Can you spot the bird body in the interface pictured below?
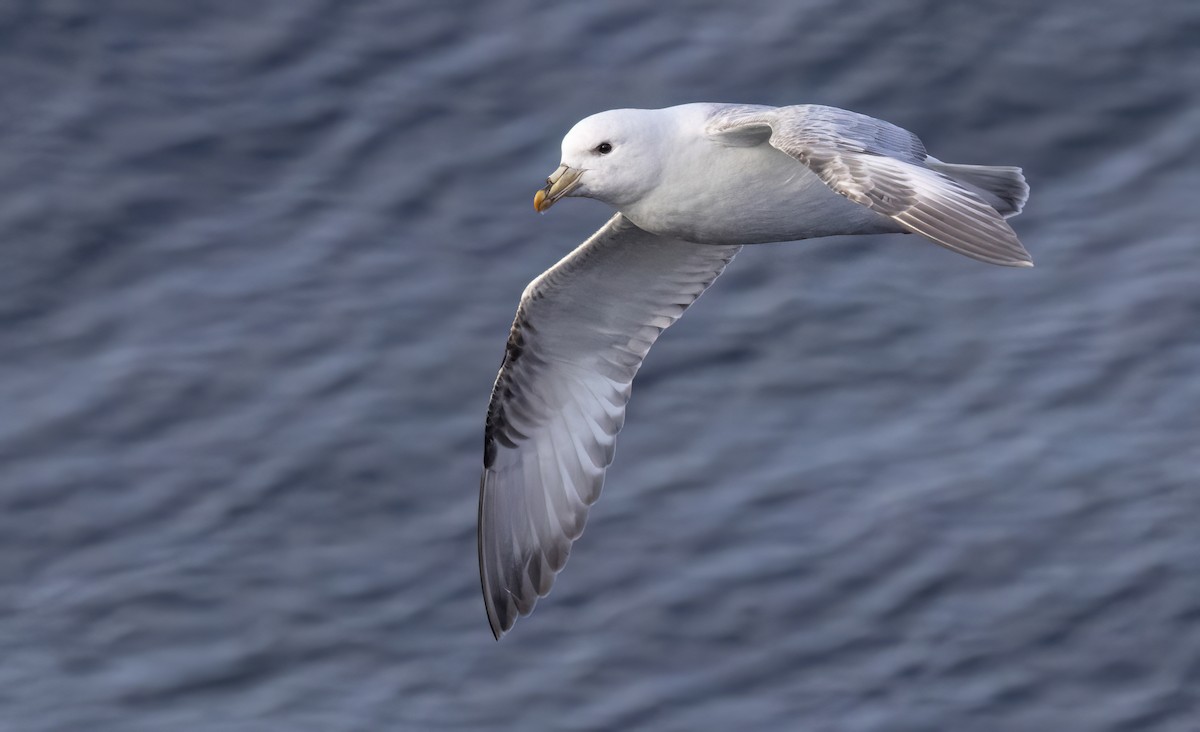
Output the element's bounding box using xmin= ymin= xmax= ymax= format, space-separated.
xmin=480 ymin=103 xmax=1032 ymax=639
xmin=616 ymin=104 xmax=902 ymax=245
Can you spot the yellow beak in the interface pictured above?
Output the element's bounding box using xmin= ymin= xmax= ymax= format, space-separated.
xmin=533 ymin=165 xmax=584 ymax=212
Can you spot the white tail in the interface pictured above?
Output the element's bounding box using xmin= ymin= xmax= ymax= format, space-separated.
xmin=927 ymin=161 xmax=1029 ymax=219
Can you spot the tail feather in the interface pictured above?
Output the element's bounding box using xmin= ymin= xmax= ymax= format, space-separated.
xmin=927 ymin=161 xmax=1029 ymax=219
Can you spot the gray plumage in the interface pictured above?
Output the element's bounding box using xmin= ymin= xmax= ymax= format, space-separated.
xmin=479 ymin=103 xmax=1031 ymax=638
xmin=705 ymin=105 xmax=1030 ymax=266
xmin=480 ymin=215 xmax=739 ymax=638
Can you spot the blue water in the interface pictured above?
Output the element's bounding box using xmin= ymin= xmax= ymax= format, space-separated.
xmin=2 ymin=1 xmax=1198 ymax=729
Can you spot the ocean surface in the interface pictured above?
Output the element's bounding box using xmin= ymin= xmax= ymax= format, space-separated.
xmin=2 ymin=1 xmax=1198 ymax=730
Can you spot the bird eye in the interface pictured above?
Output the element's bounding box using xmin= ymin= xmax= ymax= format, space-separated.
xmin=595 ymin=142 xmax=613 ymax=154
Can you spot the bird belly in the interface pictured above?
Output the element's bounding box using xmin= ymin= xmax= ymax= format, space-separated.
xmin=623 ymin=145 xmax=902 ymax=246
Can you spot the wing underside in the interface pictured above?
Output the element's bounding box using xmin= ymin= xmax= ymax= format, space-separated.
xmin=479 ymin=214 xmax=740 ymax=638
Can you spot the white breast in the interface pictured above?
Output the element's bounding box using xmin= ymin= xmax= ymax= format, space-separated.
xmin=621 ymin=132 xmax=902 ymax=246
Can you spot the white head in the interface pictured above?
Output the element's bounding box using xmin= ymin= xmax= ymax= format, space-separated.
xmin=534 ymin=109 xmax=666 ymax=212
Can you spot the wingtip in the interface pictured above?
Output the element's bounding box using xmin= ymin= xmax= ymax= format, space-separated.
xmin=990 ymin=258 xmax=1033 ymax=268
xmin=482 ymin=588 xmax=510 ymax=641
xmin=479 ymin=468 xmax=507 ymax=642
xmin=481 ymin=578 xmax=510 ymax=641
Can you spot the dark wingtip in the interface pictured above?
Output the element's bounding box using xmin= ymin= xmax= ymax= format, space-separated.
xmin=479 ymin=467 xmax=514 ymax=641
xmin=479 ymin=469 xmax=502 ymax=641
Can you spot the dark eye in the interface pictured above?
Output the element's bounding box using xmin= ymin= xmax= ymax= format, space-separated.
xmin=595 ymin=142 xmax=613 ymax=154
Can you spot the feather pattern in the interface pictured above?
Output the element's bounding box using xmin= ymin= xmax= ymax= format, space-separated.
xmin=706 ymin=104 xmax=1032 ymax=266
xmin=479 ymin=214 xmax=740 ymax=638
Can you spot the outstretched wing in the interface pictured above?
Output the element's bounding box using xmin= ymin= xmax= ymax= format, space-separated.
xmin=480 ymin=214 xmax=740 ymax=638
xmin=707 ymin=104 xmax=1032 ymax=267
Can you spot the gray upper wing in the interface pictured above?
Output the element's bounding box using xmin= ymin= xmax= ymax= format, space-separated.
xmin=707 ymin=104 xmax=1032 ymax=267
xmin=480 ymin=214 xmax=740 ymax=638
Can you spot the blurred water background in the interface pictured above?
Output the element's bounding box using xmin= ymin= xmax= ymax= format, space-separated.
xmin=1 ymin=1 xmax=1198 ymax=730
